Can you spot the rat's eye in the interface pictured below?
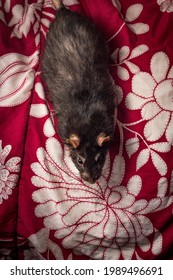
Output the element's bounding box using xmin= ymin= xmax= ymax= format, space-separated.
xmin=77 ymin=156 xmax=84 ymax=165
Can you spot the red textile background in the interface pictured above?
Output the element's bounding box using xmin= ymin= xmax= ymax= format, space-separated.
xmin=0 ymin=0 xmax=173 ymax=259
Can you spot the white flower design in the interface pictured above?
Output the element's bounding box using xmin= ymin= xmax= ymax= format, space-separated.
xmin=27 ymin=228 xmax=64 ymax=260
xmin=8 ymin=0 xmax=41 ymax=38
xmin=123 ymin=4 xmax=149 ymax=34
xmin=31 ymin=137 xmax=173 ymax=259
xmin=30 ymin=81 xmax=56 ymax=137
xmin=126 ymin=52 xmax=173 ymax=144
xmin=107 ymin=3 xmax=149 ymax=43
xmin=0 ymin=140 xmax=21 ymax=204
xmin=157 ymin=174 xmax=173 ymax=196
xmin=0 ymin=52 xmax=38 ymax=107
xmin=39 ymin=0 xmax=56 ymax=43
xmin=112 ymin=0 xmax=121 ymax=12
xmin=111 ymin=45 xmax=149 ymax=80
xmin=157 ymin=0 xmax=173 ymax=12
xmin=0 ymin=0 xmax=54 ymax=44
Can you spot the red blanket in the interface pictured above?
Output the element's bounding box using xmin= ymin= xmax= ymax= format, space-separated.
xmin=0 ymin=0 xmax=173 ymax=260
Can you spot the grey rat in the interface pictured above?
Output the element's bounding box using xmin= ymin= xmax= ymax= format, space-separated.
xmin=41 ymin=1 xmax=116 ymax=183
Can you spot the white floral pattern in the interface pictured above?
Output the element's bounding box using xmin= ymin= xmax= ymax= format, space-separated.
xmin=30 ymin=81 xmax=56 ymax=137
xmin=157 ymin=0 xmax=173 ymax=12
xmin=126 ymin=52 xmax=173 ymax=145
xmin=107 ymin=3 xmax=149 ymax=43
xmin=8 ymin=0 xmax=42 ymax=39
xmin=0 ymin=52 xmax=38 ymax=107
xmin=111 ymin=45 xmax=149 ymax=80
xmin=27 ymin=228 xmax=65 ymax=259
xmin=0 ymin=0 xmax=54 ymax=45
xmin=0 ymin=140 xmax=21 ymax=204
xmin=124 ymin=4 xmax=149 ymax=34
xmin=31 ymin=138 xmax=173 ymax=259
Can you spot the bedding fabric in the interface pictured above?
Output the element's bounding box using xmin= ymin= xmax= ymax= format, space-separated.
xmin=0 ymin=0 xmax=173 ymax=260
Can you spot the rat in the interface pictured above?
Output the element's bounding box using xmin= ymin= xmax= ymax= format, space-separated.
xmin=41 ymin=0 xmax=116 ymax=184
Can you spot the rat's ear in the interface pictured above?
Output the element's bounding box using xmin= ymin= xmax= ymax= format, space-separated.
xmin=96 ymin=133 xmax=110 ymax=147
xmin=52 ymin=0 xmax=63 ymax=10
xmin=66 ymin=134 xmax=80 ymax=149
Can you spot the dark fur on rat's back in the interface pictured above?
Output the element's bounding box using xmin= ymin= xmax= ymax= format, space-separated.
xmin=41 ymin=8 xmax=116 ymax=183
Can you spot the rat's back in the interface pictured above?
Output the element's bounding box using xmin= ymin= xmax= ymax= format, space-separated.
xmin=41 ymin=8 xmax=110 ymax=105
xmin=42 ymin=7 xmax=115 ymax=144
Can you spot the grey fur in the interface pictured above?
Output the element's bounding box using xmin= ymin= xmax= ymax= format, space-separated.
xmin=41 ymin=8 xmax=116 ymax=183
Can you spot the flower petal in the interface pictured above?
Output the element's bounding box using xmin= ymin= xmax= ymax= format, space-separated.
xmin=117 ymin=66 xmax=129 ymax=80
xmin=43 ymin=118 xmax=56 ymax=137
xmin=144 ymin=111 xmax=170 ymax=141
xmin=128 ymin=199 xmax=148 ymax=213
xmin=125 ymin=4 xmax=143 ymax=22
xmin=151 ymin=229 xmax=163 ymax=255
xmin=111 ymin=0 xmax=121 ymax=12
xmin=30 ymin=104 xmax=48 ymax=118
xmin=136 ymin=149 xmax=150 ymax=171
xmin=31 ymin=162 xmax=61 ymax=182
xmin=0 ymin=145 xmax=12 ymax=165
xmin=151 ymin=52 xmax=169 ymax=83
xmin=132 ymin=72 xmax=155 ymax=98
xmin=46 ymin=138 xmax=63 ymax=166
xmin=0 ymin=52 xmax=38 ymax=107
xmin=151 ymin=151 xmax=167 ymax=176
xmin=157 ymin=177 xmax=168 ymax=197
xmin=35 ymin=82 xmax=45 ymax=100
xmin=165 ymin=114 xmax=173 ymax=144
xmin=35 ymin=201 xmax=58 ymax=217
xmin=138 ymin=216 xmax=153 ymax=236
xmin=0 ymin=169 xmax=9 ymax=181
xmin=125 ymin=92 xmax=148 ymax=110
xmin=141 ymin=101 xmax=161 ymax=120
xmin=137 ymin=235 xmax=150 ymax=252
xmin=29 ymin=228 xmax=49 ymax=253
xmin=150 ymin=142 xmax=171 ymax=153
xmin=129 ymin=45 xmax=149 ymax=60
xmin=154 ymin=80 xmax=173 ymax=111
xmin=125 ymin=137 xmax=139 ymax=158
xmin=127 ymin=175 xmax=142 ymax=196
xmin=125 ymin=61 xmax=140 ymax=74
xmin=2 ymin=72 xmax=34 ymax=106
xmin=5 ymin=157 xmax=21 ymax=172
xmin=119 ymin=46 xmax=130 ymax=62
xmin=109 ymin=155 xmax=125 ymax=187
xmin=128 ymin=23 xmax=149 ymax=34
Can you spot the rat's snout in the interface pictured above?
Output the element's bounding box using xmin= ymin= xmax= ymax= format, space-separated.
xmin=81 ymin=172 xmax=96 ymax=184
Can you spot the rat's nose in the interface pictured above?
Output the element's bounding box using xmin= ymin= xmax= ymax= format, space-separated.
xmin=81 ymin=172 xmax=95 ymax=184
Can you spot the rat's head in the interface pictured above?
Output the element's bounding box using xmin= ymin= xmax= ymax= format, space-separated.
xmin=66 ymin=133 xmax=110 ymax=184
